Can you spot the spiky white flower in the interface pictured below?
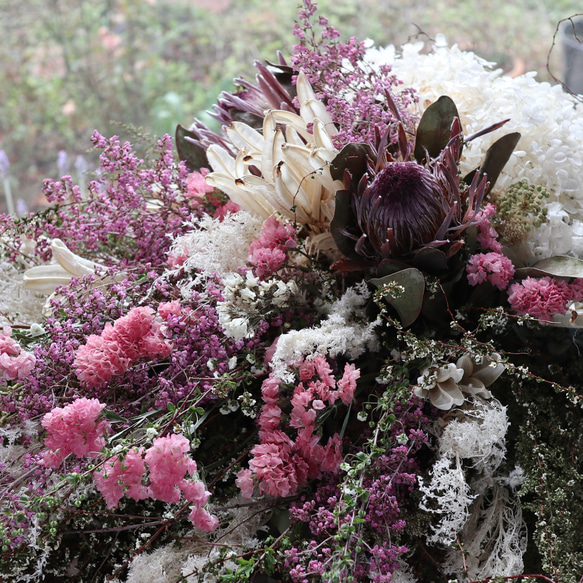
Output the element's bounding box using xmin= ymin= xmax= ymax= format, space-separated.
xmin=205 ymin=71 xmax=343 ymax=234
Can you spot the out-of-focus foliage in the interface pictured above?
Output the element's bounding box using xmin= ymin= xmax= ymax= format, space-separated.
xmin=0 ymin=0 xmax=579 ymax=209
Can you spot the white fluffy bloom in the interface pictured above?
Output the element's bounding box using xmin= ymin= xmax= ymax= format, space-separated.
xmin=0 ymin=260 xmax=45 ymax=326
xmin=367 ymin=40 xmax=583 ymax=262
xmin=169 ymin=211 xmax=263 ymax=293
xmin=269 ymin=281 xmax=380 ymax=381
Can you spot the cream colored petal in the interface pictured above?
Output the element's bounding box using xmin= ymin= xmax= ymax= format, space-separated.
xmin=269 ymin=110 xmax=312 ymax=143
xmin=226 ymin=122 xmax=264 ymax=154
xmin=430 ymin=383 xmax=464 ymax=410
xmin=51 ymin=238 xmax=102 ymax=277
xmin=262 ymin=125 xmax=286 ymax=179
xmin=472 ymin=361 xmax=505 ymax=387
xmin=206 ymin=144 xmax=237 ymax=175
xmin=23 ymin=264 xmax=73 ymax=293
xmin=312 ymin=118 xmax=337 ymax=151
xmin=296 ymin=71 xmax=336 ymax=132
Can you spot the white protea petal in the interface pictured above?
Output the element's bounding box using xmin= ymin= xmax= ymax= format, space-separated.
xmin=51 ymin=238 xmax=103 ymax=277
xmin=296 ymin=71 xmax=336 ymax=133
xmin=23 ymin=264 xmax=73 ymax=293
xmin=226 ymin=122 xmax=265 ymax=154
xmin=206 ymin=144 xmax=238 ymax=175
xmin=262 ymin=125 xmax=286 ymax=179
xmin=312 ymin=118 xmax=337 ymax=151
xmin=269 ymin=110 xmax=312 ymax=143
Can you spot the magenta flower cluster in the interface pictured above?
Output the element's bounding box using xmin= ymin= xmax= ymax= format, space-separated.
xmin=284 ymin=397 xmax=429 ymax=582
xmin=292 ymin=0 xmax=417 ymax=150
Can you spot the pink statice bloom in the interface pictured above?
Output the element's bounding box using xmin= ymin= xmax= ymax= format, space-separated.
xmin=336 ymin=363 xmax=360 ymax=406
xmin=144 ymin=433 xmax=198 ymax=504
xmin=235 ymin=468 xmax=255 ymax=499
xmin=184 ymin=168 xmax=214 ymax=199
xmin=104 ymin=307 xmax=171 ymax=361
xmin=248 ymin=216 xmax=297 ymax=279
xmin=474 ymin=203 xmax=502 ymax=253
xmin=507 ymin=276 xmax=571 ymax=321
xmin=93 ymin=447 xmax=148 ymax=508
xmin=188 ymin=506 xmax=219 ymax=532
xmin=213 ymin=199 xmax=241 ymax=221
xmin=75 ymin=307 xmax=172 ymax=388
xmin=41 ymin=397 xmax=110 ymax=467
xmin=0 ymin=326 xmax=36 ymax=382
xmin=248 ymin=442 xmax=300 ymax=498
xmin=466 ymin=252 xmax=515 ymax=290
xmin=75 ymin=334 xmax=131 ymax=387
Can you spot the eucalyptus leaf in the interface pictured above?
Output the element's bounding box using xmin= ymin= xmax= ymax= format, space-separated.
xmin=370 ymin=268 xmax=425 ymax=327
xmin=330 ymin=189 xmax=360 ymax=260
xmin=175 ymin=124 xmax=208 ymax=172
xmin=414 ymin=96 xmax=460 ymax=163
xmin=515 ymin=255 xmax=583 ymax=279
xmin=330 ymin=143 xmax=373 ymax=182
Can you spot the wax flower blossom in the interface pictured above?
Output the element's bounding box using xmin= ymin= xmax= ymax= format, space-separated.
xmin=40 ymin=397 xmax=110 ymax=467
xmin=0 ymin=326 xmax=36 ymax=382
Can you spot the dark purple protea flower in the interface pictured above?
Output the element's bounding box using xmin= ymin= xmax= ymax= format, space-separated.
xmin=354 ymin=161 xmax=450 ymax=258
xmin=331 ymin=96 xmax=520 ymax=275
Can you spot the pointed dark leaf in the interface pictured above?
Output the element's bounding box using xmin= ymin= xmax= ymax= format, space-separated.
xmin=476 ymin=132 xmax=521 ymax=193
xmin=175 ymin=125 xmax=208 ymax=172
xmin=370 ymin=268 xmax=425 ymax=327
xmin=515 ymin=255 xmax=583 ymax=279
xmin=330 ymin=189 xmax=361 ymax=260
xmin=414 ymin=96 xmax=460 ymax=163
xmin=330 ymin=143 xmax=373 ymax=182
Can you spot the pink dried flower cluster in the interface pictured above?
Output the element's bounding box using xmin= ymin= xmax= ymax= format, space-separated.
xmin=248 ymin=217 xmax=297 ymax=279
xmin=94 ymin=434 xmax=218 ymax=531
xmin=184 ymin=168 xmax=214 ymax=199
xmin=40 ymin=397 xmax=110 ymax=467
xmin=239 ymin=356 xmax=359 ymax=498
xmin=475 ymin=203 xmax=502 ymax=252
xmin=466 ymin=252 xmax=515 ymax=290
xmin=0 ymin=326 xmax=36 ymax=382
xmin=507 ymin=276 xmax=574 ymax=321
xmin=75 ymin=306 xmax=172 ymax=388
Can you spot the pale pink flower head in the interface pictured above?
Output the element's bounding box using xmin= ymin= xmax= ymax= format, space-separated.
xmin=213 ymin=199 xmax=241 ymax=221
xmin=93 ymin=447 xmax=148 ymax=508
xmin=235 ymin=468 xmax=255 ymax=499
xmin=185 ymin=168 xmax=214 ymax=199
xmin=144 ymin=433 xmax=197 ymax=504
xmin=507 ymin=276 xmax=571 ymax=322
xmin=475 ymin=203 xmax=503 ymax=253
xmin=248 ymin=216 xmax=297 ymax=279
xmin=336 ymin=363 xmax=360 ymax=406
xmin=75 ymin=334 xmax=132 ymax=388
xmin=104 ymin=307 xmax=171 ymax=361
xmin=41 ymin=397 xmax=110 ymax=467
xmin=188 ymin=506 xmax=219 ymax=532
xmin=0 ymin=326 xmax=36 ymax=382
xmin=466 ymin=252 xmax=515 ymax=290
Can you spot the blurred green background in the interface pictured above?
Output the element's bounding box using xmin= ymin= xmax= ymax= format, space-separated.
xmin=0 ymin=0 xmax=579 ymax=210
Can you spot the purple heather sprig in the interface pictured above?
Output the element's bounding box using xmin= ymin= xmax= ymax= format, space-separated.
xmin=292 ymin=0 xmax=417 ymax=150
